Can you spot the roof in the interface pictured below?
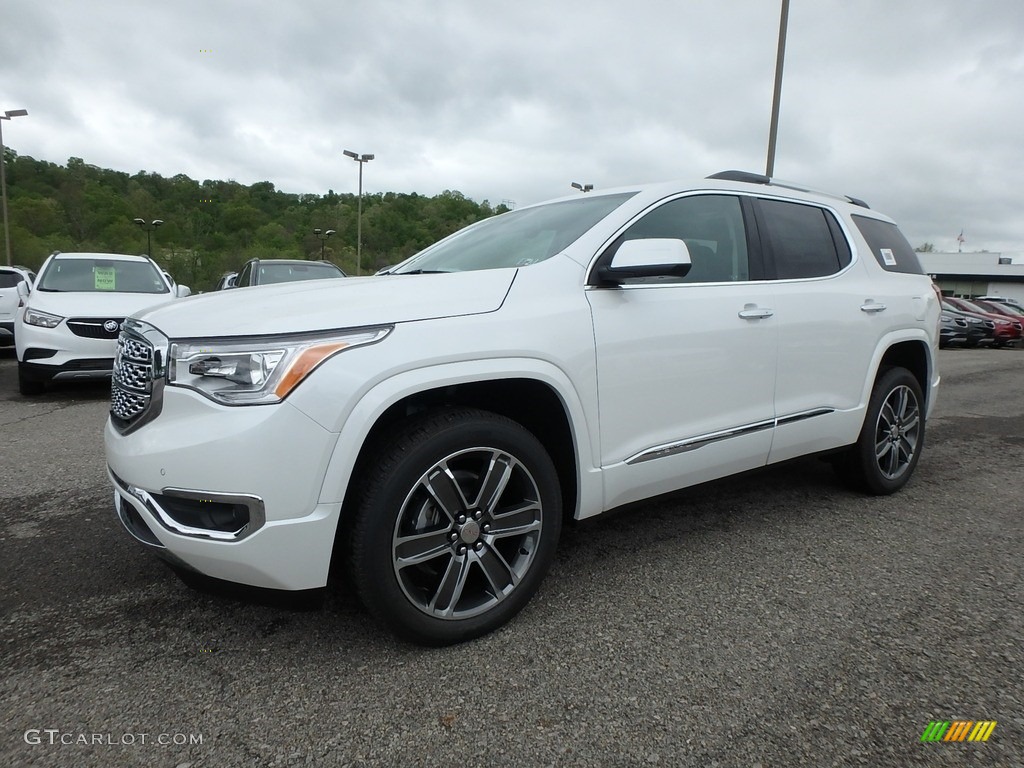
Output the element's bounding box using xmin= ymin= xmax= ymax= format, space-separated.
xmin=49 ymin=252 xmax=151 ymax=261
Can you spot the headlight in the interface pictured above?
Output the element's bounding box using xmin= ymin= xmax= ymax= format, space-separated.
xmin=24 ymin=308 xmax=64 ymax=328
xmin=940 ymin=314 xmax=952 ymax=322
xmin=168 ymin=326 xmax=392 ymax=405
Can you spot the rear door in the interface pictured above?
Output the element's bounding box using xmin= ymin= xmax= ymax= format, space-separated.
xmin=753 ymin=198 xmax=881 ymax=462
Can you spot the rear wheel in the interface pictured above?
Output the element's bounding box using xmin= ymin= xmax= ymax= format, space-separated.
xmin=17 ymin=364 xmax=45 ymax=396
xmin=349 ymin=408 xmax=562 ymax=645
xmin=834 ymin=366 xmax=924 ymax=495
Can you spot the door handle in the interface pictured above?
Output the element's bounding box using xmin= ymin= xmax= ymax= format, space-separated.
xmin=738 ymin=307 xmax=774 ymax=320
xmin=860 ymin=302 xmax=887 ymax=314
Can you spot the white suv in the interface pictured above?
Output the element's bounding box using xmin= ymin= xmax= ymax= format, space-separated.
xmin=0 ymin=265 xmax=36 ymax=347
xmin=104 ymin=172 xmax=940 ymax=644
xmin=16 ymin=252 xmax=189 ymax=395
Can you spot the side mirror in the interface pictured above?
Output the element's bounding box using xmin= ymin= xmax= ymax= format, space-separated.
xmin=16 ymin=280 xmax=30 ymax=300
xmin=176 ymin=285 xmax=192 ymax=298
xmin=594 ymin=238 xmax=692 ymax=285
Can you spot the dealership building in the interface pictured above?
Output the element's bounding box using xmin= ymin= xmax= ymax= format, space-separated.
xmin=917 ymin=251 xmax=1024 ymax=302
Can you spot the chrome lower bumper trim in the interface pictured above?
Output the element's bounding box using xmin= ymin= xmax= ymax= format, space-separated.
xmin=109 ymin=467 xmax=266 ymax=541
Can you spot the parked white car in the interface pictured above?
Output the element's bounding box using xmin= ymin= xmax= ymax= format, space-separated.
xmin=105 ymin=172 xmax=940 ymax=644
xmin=0 ymin=265 xmax=36 ymax=347
xmin=16 ymin=252 xmax=189 ymax=394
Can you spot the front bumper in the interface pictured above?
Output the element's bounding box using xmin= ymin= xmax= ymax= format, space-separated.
xmin=105 ymin=388 xmax=344 ymax=590
xmin=16 ymin=320 xmax=119 ymax=377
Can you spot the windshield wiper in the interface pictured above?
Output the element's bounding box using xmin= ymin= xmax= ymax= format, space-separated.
xmin=392 ymin=269 xmax=452 ymax=275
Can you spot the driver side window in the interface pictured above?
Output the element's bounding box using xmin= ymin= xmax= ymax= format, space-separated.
xmin=619 ymin=195 xmax=750 ymax=283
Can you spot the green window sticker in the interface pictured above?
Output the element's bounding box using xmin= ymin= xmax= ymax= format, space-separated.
xmin=94 ymin=267 xmax=116 ymax=290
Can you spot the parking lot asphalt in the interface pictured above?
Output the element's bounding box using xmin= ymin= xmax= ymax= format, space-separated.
xmin=1 ymin=345 xmax=1021 ymax=768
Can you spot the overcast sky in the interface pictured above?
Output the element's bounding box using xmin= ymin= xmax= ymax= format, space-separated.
xmin=3 ymin=0 xmax=1023 ymax=252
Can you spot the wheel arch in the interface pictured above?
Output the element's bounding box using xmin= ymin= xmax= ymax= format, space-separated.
xmin=318 ymin=361 xmax=600 ymax=541
xmin=873 ymin=337 xmax=933 ymax=411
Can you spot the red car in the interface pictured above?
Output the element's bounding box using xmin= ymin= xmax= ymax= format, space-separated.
xmin=944 ymin=297 xmax=1021 ymax=347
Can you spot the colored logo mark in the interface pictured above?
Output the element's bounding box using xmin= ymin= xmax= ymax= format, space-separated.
xmin=921 ymin=720 xmax=996 ymax=742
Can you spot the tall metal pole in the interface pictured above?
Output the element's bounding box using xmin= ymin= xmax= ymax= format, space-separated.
xmin=0 ymin=109 xmax=29 ymax=267
xmin=766 ymin=0 xmax=790 ymax=178
xmin=344 ymin=150 xmax=374 ymax=275
xmin=356 ymin=160 xmax=364 ymax=275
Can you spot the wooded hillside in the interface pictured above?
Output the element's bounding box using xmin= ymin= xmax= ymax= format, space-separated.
xmin=1 ymin=151 xmax=509 ymax=290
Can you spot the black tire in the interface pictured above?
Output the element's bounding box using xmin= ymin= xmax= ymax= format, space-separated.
xmin=349 ymin=407 xmax=562 ymax=645
xmin=18 ymin=364 xmax=45 ymax=396
xmin=834 ymin=366 xmax=925 ymax=495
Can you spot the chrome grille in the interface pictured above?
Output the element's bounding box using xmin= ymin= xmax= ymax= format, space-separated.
xmin=110 ymin=319 xmax=168 ymax=434
xmin=111 ymin=385 xmax=148 ymax=420
xmin=68 ymin=317 xmax=124 ymax=339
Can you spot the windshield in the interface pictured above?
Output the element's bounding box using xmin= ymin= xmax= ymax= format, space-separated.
xmin=955 ymin=299 xmax=992 ymax=315
xmin=259 ymin=262 xmax=345 ymax=285
xmin=391 ymin=193 xmax=636 ymax=274
xmin=979 ymin=301 xmax=1024 ymax=317
xmin=38 ymin=258 xmax=169 ymax=294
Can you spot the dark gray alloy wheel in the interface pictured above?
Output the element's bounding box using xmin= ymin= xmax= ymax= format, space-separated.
xmin=350 ymin=408 xmax=562 ymax=645
xmin=835 ymin=366 xmax=925 ymax=495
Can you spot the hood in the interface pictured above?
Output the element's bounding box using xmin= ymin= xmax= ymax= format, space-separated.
xmin=134 ymin=269 xmax=518 ymax=338
xmin=27 ymin=289 xmax=178 ymax=319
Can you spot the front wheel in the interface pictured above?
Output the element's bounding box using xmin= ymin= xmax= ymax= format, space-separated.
xmin=834 ymin=367 xmax=925 ymax=495
xmin=18 ymin=364 xmax=45 ymax=396
xmin=349 ymin=408 xmax=562 ymax=645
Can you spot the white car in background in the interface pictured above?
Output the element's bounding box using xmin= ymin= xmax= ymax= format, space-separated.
xmin=16 ymin=252 xmax=189 ymax=395
xmin=0 ymin=265 xmax=36 ymax=347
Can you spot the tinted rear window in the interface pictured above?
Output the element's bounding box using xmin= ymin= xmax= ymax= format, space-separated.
xmin=852 ymin=215 xmax=924 ymax=275
xmin=758 ymin=199 xmax=850 ymax=279
xmin=0 ymin=272 xmax=24 ymax=288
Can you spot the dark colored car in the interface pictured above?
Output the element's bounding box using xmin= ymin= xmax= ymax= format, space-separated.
xmin=939 ymin=310 xmax=968 ymax=348
xmin=941 ymin=301 xmax=994 ymax=348
xmin=943 ymin=297 xmax=1021 ymax=347
xmin=232 ymin=259 xmax=347 ymax=288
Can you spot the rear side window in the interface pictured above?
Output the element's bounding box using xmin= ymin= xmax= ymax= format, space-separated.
xmin=852 ymin=215 xmax=924 ymax=275
xmin=757 ymin=199 xmax=851 ymax=279
xmin=0 ymin=272 xmax=23 ymax=288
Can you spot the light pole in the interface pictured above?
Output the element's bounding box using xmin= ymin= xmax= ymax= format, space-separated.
xmin=765 ymin=0 xmax=790 ymax=178
xmin=133 ymin=218 xmax=164 ymax=258
xmin=1 ymin=108 xmax=28 ymax=266
xmin=313 ymin=227 xmax=335 ymax=259
xmin=571 ymin=182 xmax=593 ymax=192
xmin=343 ymin=149 xmax=374 ymax=275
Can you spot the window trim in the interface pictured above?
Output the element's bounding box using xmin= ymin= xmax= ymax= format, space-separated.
xmin=750 ymin=196 xmax=858 ymax=282
xmin=585 ymin=191 xmax=767 ymax=288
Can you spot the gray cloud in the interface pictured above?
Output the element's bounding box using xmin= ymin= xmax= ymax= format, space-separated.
xmin=3 ymin=0 xmax=1023 ymax=251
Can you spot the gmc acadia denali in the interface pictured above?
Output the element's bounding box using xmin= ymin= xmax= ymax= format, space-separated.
xmin=104 ymin=172 xmax=940 ymax=644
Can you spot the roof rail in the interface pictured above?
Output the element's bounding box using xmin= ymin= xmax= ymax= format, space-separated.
xmin=707 ymin=170 xmax=870 ymax=209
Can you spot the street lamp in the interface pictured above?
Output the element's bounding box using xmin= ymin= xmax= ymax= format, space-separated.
xmin=133 ymin=218 xmax=164 ymax=258
xmin=313 ymin=227 xmax=335 ymax=259
xmin=1 ymin=108 xmax=28 ymax=266
xmin=343 ymin=149 xmax=374 ymax=275
xmin=571 ymin=182 xmax=593 ymax=192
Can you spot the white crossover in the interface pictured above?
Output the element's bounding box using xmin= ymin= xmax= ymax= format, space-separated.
xmin=104 ymin=172 xmax=941 ymax=645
